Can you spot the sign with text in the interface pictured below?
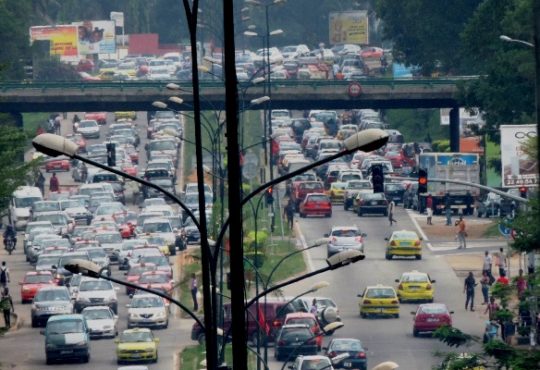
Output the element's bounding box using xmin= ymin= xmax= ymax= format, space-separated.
xmin=329 ymin=11 xmax=368 ymax=45
xmin=500 ymin=124 xmax=538 ymax=188
xmin=29 ymin=25 xmax=78 ymax=57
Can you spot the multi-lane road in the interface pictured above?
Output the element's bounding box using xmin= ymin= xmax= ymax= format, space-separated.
xmin=0 ymin=112 xmax=485 ymax=370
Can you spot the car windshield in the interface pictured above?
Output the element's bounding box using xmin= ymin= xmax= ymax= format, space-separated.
xmin=300 ymin=182 xmax=323 ymax=190
xmin=332 ymin=229 xmax=359 ymax=237
xmin=143 ymin=222 xmax=172 ymax=233
xmin=362 ymin=193 xmax=385 ymax=200
xmin=47 ymin=320 xmax=83 ymax=334
xmin=420 ymin=305 xmax=447 ymax=314
xmin=140 ymin=256 xmax=168 ymax=267
xmin=307 ymin=195 xmax=328 ymax=202
xmin=35 ymin=289 xmax=70 ymax=301
xmin=37 ymin=256 xmax=60 ymax=268
xmin=95 ymin=233 xmax=122 ymax=244
xmin=385 ymin=183 xmax=402 ymax=191
xmin=281 ymin=328 xmax=312 ymax=340
xmin=348 ymin=181 xmax=371 ymax=189
xmin=314 ymin=298 xmax=336 ymax=309
xmin=366 ymin=288 xmax=396 ymax=298
xmin=58 ymin=254 xmax=89 ymax=266
xmin=34 ymin=202 xmax=60 ymax=212
xmin=25 ymin=274 xmax=51 ymax=284
xmin=15 ymin=196 xmax=41 ymax=208
xmin=301 ymin=358 xmax=332 ymax=370
xmin=79 ymin=280 xmax=113 ymax=291
xmin=393 ymin=232 xmax=418 ymax=240
xmin=131 ymin=296 xmax=164 ymax=308
xmin=79 ymin=121 xmax=97 ymax=128
xmin=41 ymin=239 xmax=71 ymax=248
xmin=287 ymin=318 xmax=315 ymax=326
xmin=139 ymin=274 xmax=169 ymax=284
xmin=143 ymin=236 xmax=167 ymax=245
xmin=86 ymin=249 xmax=107 ymax=259
xmin=60 ymin=199 xmax=85 ymax=209
xmin=35 ymin=214 xmax=66 ymax=225
xmin=402 ymin=274 xmax=428 ymax=283
xmin=149 ymin=141 xmax=176 ymax=151
xmin=128 ymin=265 xmax=156 ymax=276
xmin=330 ymin=339 xmax=363 ymax=351
xmin=83 ymin=309 xmax=112 ymax=320
xmin=120 ymin=331 xmax=153 ymax=342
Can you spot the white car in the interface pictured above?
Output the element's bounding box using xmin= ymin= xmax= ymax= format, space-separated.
xmin=325 ymin=225 xmax=366 ymax=257
xmin=127 ymin=293 xmax=169 ymax=329
xmin=74 ymin=277 xmax=119 ymax=314
xmin=77 ymin=120 xmax=100 ymax=139
xmin=82 ymin=306 xmax=118 ymax=339
xmin=291 ymin=355 xmax=334 ymax=370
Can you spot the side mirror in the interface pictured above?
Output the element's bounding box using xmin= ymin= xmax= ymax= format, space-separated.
xmin=450 ymin=311 xmax=455 ymax=315
xmin=384 ymin=237 xmax=388 ymax=241
xmin=431 ymin=280 xmax=436 ymax=283
xmin=357 ymin=293 xmax=363 ymax=298
xmin=124 ymin=272 xmax=128 ymax=276
xmin=324 ymin=233 xmax=329 ymax=237
xmin=361 ymin=233 xmax=367 ymax=237
xmin=419 ymin=237 xmax=423 ymax=241
xmin=410 ymin=311 xmax=416 ymax=315
xmin=155 ymin=338 xmax=160 ymax=343
xmin=394 ymin=279 xmax=399 ymax=283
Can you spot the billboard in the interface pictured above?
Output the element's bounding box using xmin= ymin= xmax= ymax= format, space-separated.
xmin=73 ymin=20 xmax=116 ymax=54
xmin=329 ymin=11 xmax=369 ymax=45
xmin=500 ymin=124 xmax=538 ymax=188
xmin=29 ymin=25 xmax=78 ymax=57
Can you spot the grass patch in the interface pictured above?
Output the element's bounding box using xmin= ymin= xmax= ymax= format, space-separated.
xmin=486 ymin=139 xmax=501 ymax=188
xmin=253 ymin=239 xmax=306 ymax=287
xmin=180 ymin=343 xmax=257 ymax=370
xmin=23 ymin=113 xmax=49 ymax=136
xmin=483 ymin=222 xmax=502 ymax=238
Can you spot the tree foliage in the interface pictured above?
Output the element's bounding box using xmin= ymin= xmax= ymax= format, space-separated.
xmin=508 ymin=197 xmax=540 ymax=253
xmin=0 ymin=125 xmax=40 ymax=214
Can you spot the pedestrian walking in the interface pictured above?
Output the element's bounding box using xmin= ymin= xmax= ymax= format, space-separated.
xmin=388 ymin=200 xmax=397 ymax=226
xmin=49 ymin=173 xmax=59 ymax=193
xmin=484 ymin=320 xmax=500 ymax=342
xmin=484 ymin=296 xmax=500 ymax=320
xmin=465 ymin=191 xmax=474 ymax=216
xmin=310 ymin=299 xmax=318 ymax=315
xmin=482 ymin=251 xmax=494 ymax=282
xmin=496 ymin=248 xmax=507 ymax=277
xmin=36 ymin=171 xmax=45 ymax=196
xmin=426 ymin=194 xmax=433 ymax=225
xmin=444 ymin=193 xmax=452 ymax=226
xmin=480 ymin=272 xmax=490 ymax=305
xmin=463 ymin=271 xmax=476 ymax=311
xmin=284 ymin=198 xmax=295 ymax=230
xmin=0 ymin=287 xmax=14 ymax=328
xmin=456 ymin=216 xmax=467 ymax=249
xmin=54 ymin=114 xmax=62 ymax=135
xmin=0 ymin=262 xmax=10 ymax=289
xmin=190 ymin=273 xmax=198 ymax=312
xmin=516 ymin=269 xmax=527 ymax=298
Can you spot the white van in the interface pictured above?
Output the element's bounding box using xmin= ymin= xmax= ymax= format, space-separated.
xmin=9 ymin=186 xmax=43 ymax=230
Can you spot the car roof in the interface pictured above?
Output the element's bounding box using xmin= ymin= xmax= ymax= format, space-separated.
xmin=331 ymin=225 xmax=359 ymax=231
xmin=366 ymin=284 xmax=395 ymax=290
xmin=47 ymin=314 xmax=84 ymax=323
xmin=285 ymin=312 xmax=317 ymax=319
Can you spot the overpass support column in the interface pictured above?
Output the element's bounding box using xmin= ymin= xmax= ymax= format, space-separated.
xmin=449 ymin=107 xmax=460 ymax=152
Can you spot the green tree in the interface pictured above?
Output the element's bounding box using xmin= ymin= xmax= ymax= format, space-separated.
xmin=0 ymin=124 xmax=41 ymax=215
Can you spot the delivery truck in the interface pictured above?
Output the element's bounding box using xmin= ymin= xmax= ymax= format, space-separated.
xmin=417 ymin=153 xmax=480 ymax=214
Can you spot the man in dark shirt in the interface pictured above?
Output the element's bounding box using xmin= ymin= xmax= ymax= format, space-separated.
xmin=463 ymin=272 xmax=477 ymax=311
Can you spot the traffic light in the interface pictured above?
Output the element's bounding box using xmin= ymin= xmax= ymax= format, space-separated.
xmin=106 ymin=142 xmax=116 ymax=167
xmin=418 ymin=168 xmax=428 ymax=194
xmin=519 ymin=186 xmax=528 ymax=199
xmin=371 ymin=165 xmax=384 ymax=193
xmin=265 ymin=186 xmax=274 ymax=205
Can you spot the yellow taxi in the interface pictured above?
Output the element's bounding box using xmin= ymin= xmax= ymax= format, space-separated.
xmin=385 ymin=230 xmax=423 ymax=260
xmin=139 ymin=234 xmax=171 ymax=256
xmin=328 ymin=181 xmax=347 ymax=203
xmin=115 ymin=328 xmax=159 ymax=364
xmin=358 ymin=284 xmax=400 ymax=318
xmin=395 ymin=270 xmax=435 ymax=302
xmin=114 ymin=111 xmax=138 ymax=121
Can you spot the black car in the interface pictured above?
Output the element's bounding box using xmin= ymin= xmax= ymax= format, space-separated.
xmin=274 ymin=324 xmax=318 ymax=362
xmin=354 ymin=192 xmax=388 ymax=216
xmin=384 ymin=182 xmax=405 ymax=204
xmin=324 ymin=338 xmax=368 ymax=370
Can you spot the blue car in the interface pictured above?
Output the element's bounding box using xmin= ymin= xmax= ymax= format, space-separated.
xmin=324 ymin=338 xmax=368 ymax=370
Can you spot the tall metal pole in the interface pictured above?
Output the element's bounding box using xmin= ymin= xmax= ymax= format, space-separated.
xmin=223 ymin=1 xmax=248 ymax=369
xmin=265 ymin=4 xmax=276 ymax=235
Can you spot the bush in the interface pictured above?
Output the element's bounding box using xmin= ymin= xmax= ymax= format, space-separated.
xmin=432 ymin=139 xmax=450 ymax=152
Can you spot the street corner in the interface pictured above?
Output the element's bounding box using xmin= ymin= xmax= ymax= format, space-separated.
xmin=443 ymin=253 xmax=484 ymax=278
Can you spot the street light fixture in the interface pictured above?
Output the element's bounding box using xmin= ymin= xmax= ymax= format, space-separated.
xmin=500 ymin=35 xmax=534 ymax=48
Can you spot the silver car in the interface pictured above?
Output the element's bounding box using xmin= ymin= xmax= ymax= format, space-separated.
xmin=325 ymin=226 xmax=366 ymax=258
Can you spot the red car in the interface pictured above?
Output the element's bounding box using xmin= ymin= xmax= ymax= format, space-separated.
xmin=412 ymin=303 xmax=453 ymax=337
xmin=45 ymin=158 xmax=71 ymax=172
xmin=138 ymin=271 xmax=174 ymax=305
xmin=125 ymin=263 xmax=157 ymax=295
xmin=299 ymin=193 xmax=332 ymax=218
xmin=84 ymin=112 xmax=107 ymax=125
xmin=120 ymin=161 xmax=137 ymax=177
xmin=360 ymin=47 xmax=384 ymax=59
xmin=384 ymin=151 xmax=405 ymax=169
xmin=19 ymin=271 xmax=55 ymax=303
xmin=283 ymin=312 xmax=323 ymax=350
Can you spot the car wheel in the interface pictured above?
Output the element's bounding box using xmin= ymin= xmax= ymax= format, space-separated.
xmin=163 ymin=321 xmax=169 ymax=329
xmin=360 ymin=312 xmax=367 ymax=318
xmin=46 ymin=357 xmax=53 ymax=365
xmin=299 ymin=212 xmax=305 ymax=218
xmin=357 ymin=210 xmax=363 ymax=216
xmin=415 ymin=255 xmax=422 ymax=260
xmin=344 ymin=203 xmax=349 ymax=211
xmin=385 ymin=253 xmax=392 ymax=260
xmin=111 ymin=304 xmax=118 ymax=314
xmin=117 ymin=359 xmax=123 ymax=365
xmin=477 ymin=211 xmax=482 ymax=218
xmin=384 ymin=211 xmax=388 ymax=217
xmin=394 ymin=314 xmax=400 ymax=319
xmin=326 ymin=212 xmax=332 ymax=218
xmin=31 ymin=317 xmax=38 ymax=328
xmin=82 ymin=354 xmax=90 ymax=363
xmin=154 ymin=352 xmax=158 ymax=363
xmin=413 ymin=329 xmax=419 ymax=337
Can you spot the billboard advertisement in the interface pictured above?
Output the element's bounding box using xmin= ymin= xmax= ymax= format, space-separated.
xmin=329 ymin=11 xmax=369 ymax=45
xmin=29 ymin=25 xmax=78 ymax=57
xmin=73 ymin=20 xmax=116 ymax=54
xmin=500 ymin=124 xmax=538 ymax=188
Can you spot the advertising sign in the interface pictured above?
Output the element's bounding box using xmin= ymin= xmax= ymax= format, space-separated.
xmin=110 ymin=11 xmax=124 ymax=28
xmin=29 ymin=25 xmax=78 ymax=57
xmin=73 ymin=20 xmax=116 ymax=54
xmin=500 ymin=124 xmax=538 ymax=188
xmin=329 ymin=11 xmax=369 ymax=45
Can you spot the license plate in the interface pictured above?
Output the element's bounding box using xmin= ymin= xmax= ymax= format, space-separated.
xmin=344 ymin=362 xmax=352 ymax=367
xmin=60 ymin=350 xmax=73 ymax=355
xmin=409 ymin=287 xmax=419 ymax=291
xmin=131 ymin=353 xmax=141 ymax=358
xmin=427 ymin=318 xmax=439 ymax=322
xmin=370 ymin=201 xmax=377 ymax=205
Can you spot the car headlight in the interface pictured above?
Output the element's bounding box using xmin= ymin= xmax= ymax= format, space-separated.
xmin=155 ymin=312 xmax=165 ymax=318
xmin=46 ymin=343 xmax=57 ymax=349
xmin=22 ymin=287 xmax=31 ymax=292
xmin=129 ymin=313 xmax=138 ymax=319
xmin=74 ymin=340 xmax=87 ymax=347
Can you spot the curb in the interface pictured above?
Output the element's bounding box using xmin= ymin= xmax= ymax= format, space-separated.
xmin=295 ymin=220 xmax=314 ymax=272
xmin=175 ymin=347 xmax=183 ymax=370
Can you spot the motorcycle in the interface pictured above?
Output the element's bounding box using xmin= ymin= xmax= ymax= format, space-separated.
xmin=4 ymin=236 xmax=16 ymax=255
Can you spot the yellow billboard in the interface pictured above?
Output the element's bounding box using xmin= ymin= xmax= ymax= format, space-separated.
xmin=29 ymin=25 xmax=78 ymax=57
xmin=329 ymin=11 xmax=369 ymax=45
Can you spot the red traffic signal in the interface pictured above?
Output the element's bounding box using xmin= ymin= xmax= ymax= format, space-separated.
xmin=418 ymin=168 xmax=428 ymax=194
xmin=519 ymin=186 xmax=528 ymax=198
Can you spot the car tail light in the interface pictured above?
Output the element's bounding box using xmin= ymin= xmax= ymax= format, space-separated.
xmin=278 ymin=340 xmax=285 ymax=346
xmin=357 ymin=352 xmax=366 ymax=359
xmin=355 ymin=236 xmax=363 ymax=242
xmin=329 ymin=351 xmax=337 ymax=358
xmin=332 ymin=237 xmax=337 ymax=243
xmin=363 ymin=299 xmax=371 ymax=304
xmin=398 ymin=284 xmax=403 ymax=290
xmin=390 ymin=241 xmax=397 ymax=246
xmin=414 ymin=240 xmax=421 ymax=246
xmin=306 ymin=338 xmax=316 ymax=345
xmin=391 ymin=300 xmax=398 ymax=304
xmin=272 ymin=320 xmax=282 ymax=328
xmin=426 ymin=284 xmax=432 ymax=290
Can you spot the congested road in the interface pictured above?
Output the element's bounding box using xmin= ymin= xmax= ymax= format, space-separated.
xmin=272 ymin=204 xmax=485 ymax=370
xmin=0 ymin=112 xmax=193 ymax=370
